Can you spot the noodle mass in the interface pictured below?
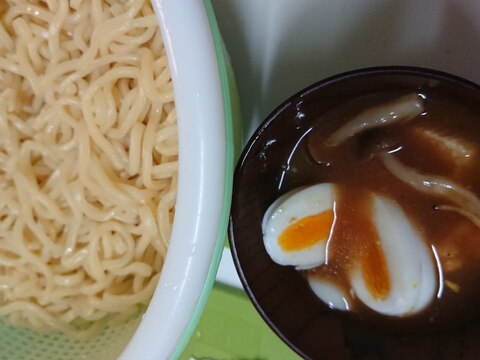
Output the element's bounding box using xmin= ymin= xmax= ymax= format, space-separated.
xmin=0 ymin=0 xmax=177 ymax=337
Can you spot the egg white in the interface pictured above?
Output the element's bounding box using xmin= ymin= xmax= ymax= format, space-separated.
xmin=308 ymin=277 xmax=350 ymax=311
xmin=350 ymin=195 xmax=437 ymax=316
xmin=262 ymin=184 xmax=334 ymax=269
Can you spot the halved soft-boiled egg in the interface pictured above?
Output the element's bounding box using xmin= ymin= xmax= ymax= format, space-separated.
xmin=350 ymin=195 xmax=437 ymax=316
xmin=262 ymin=184 xmax=335 ymax=270
xmin=262 ymin=183 xmax=438 ymax=317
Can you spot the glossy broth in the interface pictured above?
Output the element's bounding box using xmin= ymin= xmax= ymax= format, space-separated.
xmin=278 ymin=89 xmax=480 ymax=328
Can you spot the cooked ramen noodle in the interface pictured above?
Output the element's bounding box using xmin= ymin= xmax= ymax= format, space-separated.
xmin=0 ymin=0 xmax=177 ymax=338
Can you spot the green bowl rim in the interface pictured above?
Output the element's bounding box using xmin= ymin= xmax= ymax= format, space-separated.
xmin=170 ymin=1 xmax=238 ymax=358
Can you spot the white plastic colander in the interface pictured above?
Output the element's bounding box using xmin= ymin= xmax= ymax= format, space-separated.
xmin=0 ymin=0 xmax=238 ymax=359
xmin=0 ymin=315 xmax=141 ymax=360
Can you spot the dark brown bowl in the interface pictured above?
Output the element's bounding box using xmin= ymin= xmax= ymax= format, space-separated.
xmin=229 ymin=66 xmax=480 ymax=360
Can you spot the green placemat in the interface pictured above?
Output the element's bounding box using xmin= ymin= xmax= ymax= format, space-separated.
xmin=181 ymin=284 xmax=300 ymax=360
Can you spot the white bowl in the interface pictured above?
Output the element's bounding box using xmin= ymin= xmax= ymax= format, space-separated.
xmin=120 ymin=1 xmax=238 ymax=359
xmin=0 ymin=1 xmax=237 ymax=359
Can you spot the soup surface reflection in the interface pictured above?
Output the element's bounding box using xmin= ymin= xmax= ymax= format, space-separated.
xmin=264 ymin=89 xmax=480 ymax=328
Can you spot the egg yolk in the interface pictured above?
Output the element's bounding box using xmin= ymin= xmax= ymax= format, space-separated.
xmin=279 ymin=210 xmax=334 ymax=251
xmin=361 ymin=239 xmax=390 ymax=300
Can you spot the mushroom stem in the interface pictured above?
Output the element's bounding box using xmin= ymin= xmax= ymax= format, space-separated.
xmin=326 ymin=93 xmax=424 ymax=146
xmin=380 ymin=153 xmax=480 ymax=227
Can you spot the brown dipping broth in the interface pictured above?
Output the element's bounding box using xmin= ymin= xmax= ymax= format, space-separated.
xmin=290 ymin=89 xmax=480 ymax=327
xmin=230 ymin=68 xmax=480 ymax=359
